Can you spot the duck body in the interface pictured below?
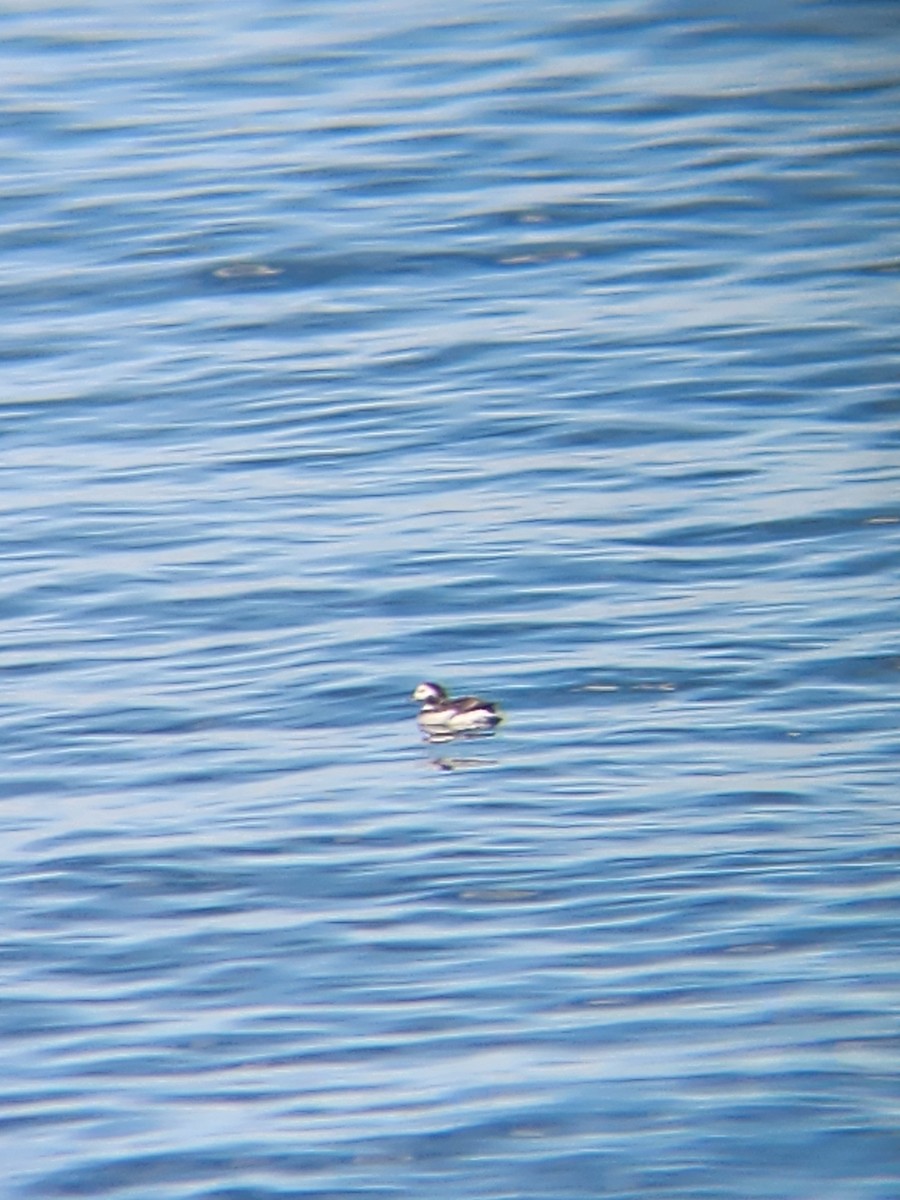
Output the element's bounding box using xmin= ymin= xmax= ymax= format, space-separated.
xmin=412 ymin=681 xmax=502 ymax=735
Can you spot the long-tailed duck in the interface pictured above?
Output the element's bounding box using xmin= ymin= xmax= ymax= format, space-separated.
xmin=412 ymin=681 xmax=502 ymax=735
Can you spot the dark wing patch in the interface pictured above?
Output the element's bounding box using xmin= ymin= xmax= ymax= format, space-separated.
xmin=453 ymin=696 xmax=496 ymax=714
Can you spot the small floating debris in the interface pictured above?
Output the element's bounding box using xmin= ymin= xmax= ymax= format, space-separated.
xmin=497 ymin=247 xmax=582 ymax=266
xmin=460 ymin=887 xmax=539 ymax=903
xmin=212 ymin=261 xmax=283 ymax=280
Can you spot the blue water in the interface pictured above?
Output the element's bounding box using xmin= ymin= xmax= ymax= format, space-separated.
xmin=1 ymin=1 xmax=898 ymax=1197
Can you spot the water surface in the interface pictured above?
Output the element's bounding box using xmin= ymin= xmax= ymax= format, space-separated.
xmin=1 ymin=1 xmax=898 ymax=1198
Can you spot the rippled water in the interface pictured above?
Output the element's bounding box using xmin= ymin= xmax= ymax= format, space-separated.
xmin=2 ymin=1 xmax=898 ymax=1198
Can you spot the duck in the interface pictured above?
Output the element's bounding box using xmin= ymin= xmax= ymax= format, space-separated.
xmin=412 ymin=681 xmax=502 ymax=735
